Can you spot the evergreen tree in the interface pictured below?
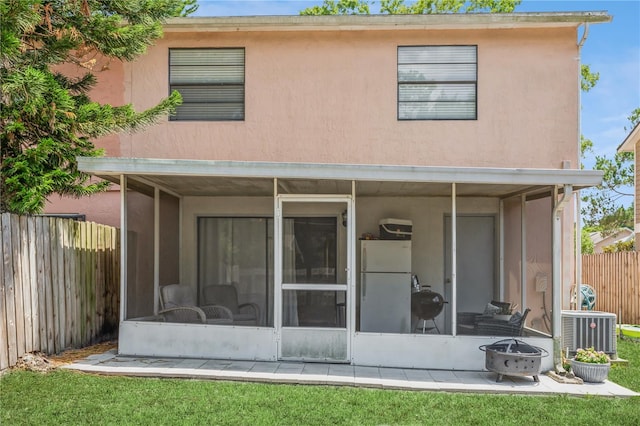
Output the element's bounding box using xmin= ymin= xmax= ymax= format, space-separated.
xmin=0 ymin=0 xmax=197 ymax=214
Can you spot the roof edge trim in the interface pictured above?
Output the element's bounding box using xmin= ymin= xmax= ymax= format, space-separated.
xmin=162 ymin=12 xmax=611 ymax=32
xmin=78 ymin=157 xmax=604 ymax=187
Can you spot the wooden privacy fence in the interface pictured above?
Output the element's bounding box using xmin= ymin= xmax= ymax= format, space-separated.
xmin=582 ymin=251 xmax=640 ymax=325
xmin=1 ymin=213 xmax=119 ymax=371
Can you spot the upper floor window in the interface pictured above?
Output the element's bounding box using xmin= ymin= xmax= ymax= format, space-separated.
xmin=398 ymin=45 xmax=477 ymax=120
xmin=169 ymin=48 xmax=245 ymax=121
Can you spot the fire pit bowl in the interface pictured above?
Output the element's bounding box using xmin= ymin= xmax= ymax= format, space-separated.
xmin=479 ymin=339 xmax=548 ymax=383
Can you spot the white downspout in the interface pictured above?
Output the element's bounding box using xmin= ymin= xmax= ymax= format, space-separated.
xmin=575 ymin=23 xmax=589 ymax=310
xmin=553 ymin=184 xmax=572 ymax=372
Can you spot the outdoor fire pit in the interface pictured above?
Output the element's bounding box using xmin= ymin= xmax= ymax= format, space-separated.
xmin=479 ymin=339 xmax=548 ymax=383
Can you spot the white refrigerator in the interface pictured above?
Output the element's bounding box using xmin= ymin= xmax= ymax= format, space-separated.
xmin=360 ymin=240 xmax=411 ymax=333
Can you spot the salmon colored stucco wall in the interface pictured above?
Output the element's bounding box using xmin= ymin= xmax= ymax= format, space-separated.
xmin=46 ymin=26 xmax=581 ymax=222
xmin=117 ymin=27 xmax=580 ymax=169
xmin=45 ymin=190 xmax=120 ymax=227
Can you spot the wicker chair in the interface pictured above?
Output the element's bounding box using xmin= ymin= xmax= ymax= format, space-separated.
xmin=457 ymin=301 xmax=513 ymax=335
xmin=475 ymin=308 xmax=531 ymax=337
xmin=160 ymin=284 xmax=233 ymax=324
xmin=203 ymin=284 xmax=261 ymax=326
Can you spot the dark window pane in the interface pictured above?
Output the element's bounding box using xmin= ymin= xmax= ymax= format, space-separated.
xmin=398 ymin=46 xmax=477 ymax=120
xmin=169 ymin=48 xmax=245 ymax=121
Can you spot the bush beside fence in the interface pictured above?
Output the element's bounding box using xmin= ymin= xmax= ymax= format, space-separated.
xmin=1 ymin=213 xmax=119 ymax=371
xmin=582 ymin=251 xmax=640 ymax=325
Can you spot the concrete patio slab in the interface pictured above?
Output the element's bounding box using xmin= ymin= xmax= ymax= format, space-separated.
xmin=249 ymin=362 xmax=280 ymax=374
xmin=175 ymin=358 xmax=208 ymax=369
xmin=62 ymin=353 xmax=638 ymax=397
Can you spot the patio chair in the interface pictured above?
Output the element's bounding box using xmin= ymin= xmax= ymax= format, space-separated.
xmin=456 ymin=301 xmax=512 ymax=335
xmin=203 ymin=284 xmax=261 ymax=326
xmin=160 ymin=284 xmax=233 ymax=324
xmin=475 ymin=308 xmax=531 ymax=337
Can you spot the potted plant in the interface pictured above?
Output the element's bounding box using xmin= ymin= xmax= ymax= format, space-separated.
xmin=570 ymin=347 xmax=611 ymax=383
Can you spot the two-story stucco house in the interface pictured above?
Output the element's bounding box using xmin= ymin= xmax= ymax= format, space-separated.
xmin=48 ymin=13 xmax=611 ymax=371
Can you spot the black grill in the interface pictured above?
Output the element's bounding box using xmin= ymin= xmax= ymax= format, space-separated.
xmin=411 ymin=290 xmax=447 ymax=333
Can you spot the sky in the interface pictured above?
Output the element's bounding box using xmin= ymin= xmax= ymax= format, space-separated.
xmin=193 ymin=0 xmax=640 ymax=171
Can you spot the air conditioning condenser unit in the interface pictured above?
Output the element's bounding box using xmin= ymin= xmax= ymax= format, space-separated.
xmin=561 ymin=310 xmax=617 ymax=357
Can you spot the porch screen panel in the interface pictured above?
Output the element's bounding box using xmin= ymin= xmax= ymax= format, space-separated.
xmin=159 ymin=192 xmax=180 ymax=286
xmin=126 ymin=192 xmax=155 ymax=320
xmin=281 ymin=217 xmax=340 ymax=328
xmin=282 ymin=218 xmax=337 ymax=285
xmin=169 ymin=48 xmax=245 ymax=121
xmin=198 ymin=218 xmax=272 ymax=326
xmin=398 ymin=45 xmax=477 ymax=120
xmin=283 ymin=290 xmax=346 ymax=328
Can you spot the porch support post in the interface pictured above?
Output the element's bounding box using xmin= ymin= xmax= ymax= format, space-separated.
xmin=178 ymin=197 xmax=183 ymax=285
xmin=520 ymin=194 xmax=527 ymax=313
xmin=273 ymin=179 xmax=282 ymax=348
xmin=552 ymin=184 xmax=572 ymax=371
xmin=153 ymin=187 xmax=160 ymax=315
xmin=451 ymin=183 xmax=457 ymax=336
xmin=499 ymin=200 xmax=505 ymax=300
xmin=119 ymin=175 xmax=127 ymax=323
xmin=349 ymin=180 xmax=356 ymax=361
xmin=575 ymin=196 xmax=583 ymax=310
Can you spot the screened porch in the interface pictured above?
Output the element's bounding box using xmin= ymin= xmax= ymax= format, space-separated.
xmin=78 ymin=157 xmax=602 ymax=370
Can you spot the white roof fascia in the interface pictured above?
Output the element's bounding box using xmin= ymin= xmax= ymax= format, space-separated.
xmin=77 ymin=157 xmax=603 ymax=187
xmin=618 ymin=122 xmax=640 ymax=152
xmin=163 ymin=12 xmax=611 ymax=33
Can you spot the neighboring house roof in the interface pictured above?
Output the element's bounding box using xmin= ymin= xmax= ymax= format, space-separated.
xmin=590 ymin=228 xmax=635 ymax=252
xmin=163 ymin=12 xmax=611 ymax=33
xmin=618 ymin=121 xmax=640 ymax=153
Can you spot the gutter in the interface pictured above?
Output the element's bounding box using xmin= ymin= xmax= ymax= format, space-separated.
xmin=575 ymin=22 xmax=590 ymax=313
xmin=163 ymin=12 xmax=612 ymax=33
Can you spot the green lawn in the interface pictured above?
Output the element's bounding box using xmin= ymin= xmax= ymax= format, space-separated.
xmin=1 ymin=338 xmax=639 ymax=426
xmin=610 ymin=336 xmax=640 ymax=391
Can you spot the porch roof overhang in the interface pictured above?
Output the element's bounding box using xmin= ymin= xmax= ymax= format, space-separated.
xmin=78 ymin=157 xmax=603 ymax=199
